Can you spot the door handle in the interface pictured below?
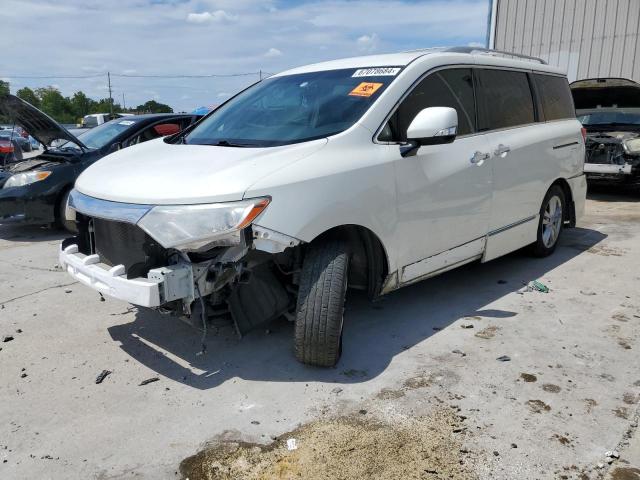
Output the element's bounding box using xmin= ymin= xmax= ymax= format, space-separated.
xmin=470 ymin=151 xmax=490 ymax=165
xmin=495 ymin=144 xmax=511 ymax=156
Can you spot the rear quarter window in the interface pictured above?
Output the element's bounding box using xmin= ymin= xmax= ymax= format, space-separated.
xmin=475 ymin=69 xmax=535 ymax=131
xmin=533 ymin=74 xmax=576 ymax=121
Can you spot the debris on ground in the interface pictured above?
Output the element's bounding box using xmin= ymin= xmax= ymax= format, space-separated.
xmin=95 ymin=370 xmax=112 ymax=384
xmin=452 ymin=349 xmax=467 ymax=357
xmin=461 ymin=324 xmax=474 ymax=329
xmin=496 ymin=355 xmax=511 ymax=362
xmin=528 ymin=280 xmax=549 ymax=293
xmin=3 ymin=335 xmax=14 ymax=343
xmin=139 ymin=377 xmax=160 ymax=386
xmin=331 ymin=387 xmax=343 ymax=395
xmin=286 ymin=438 xmax=298 ymax=451
xmin=179 ymin=408 xmax=473 ymax=480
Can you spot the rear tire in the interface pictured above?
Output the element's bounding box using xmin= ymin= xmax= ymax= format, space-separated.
xmin=294 ymin=240 xmax=350 ymax=367
xmin=530 ymin=185 xmax=565 ymax=257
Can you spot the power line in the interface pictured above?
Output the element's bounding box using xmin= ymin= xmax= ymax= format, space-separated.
xmin=2 ymin=71 xmax=272 ymax=79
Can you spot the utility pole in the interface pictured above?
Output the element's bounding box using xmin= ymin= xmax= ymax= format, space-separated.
xmin=107 ymin=71 xmax=114 ymax=115
xmin=259 ymin=69 xmax=262 ymax=81
xmin=122 ymin=92 xmax=126 ymax=110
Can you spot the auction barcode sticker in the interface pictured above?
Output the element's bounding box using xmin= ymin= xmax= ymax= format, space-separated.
xmin=352 ymin=67 xmax=401 ymax=77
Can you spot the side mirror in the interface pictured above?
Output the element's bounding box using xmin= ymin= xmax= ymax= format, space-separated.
xmin=401 ymin=107 xmax=458 ymax=157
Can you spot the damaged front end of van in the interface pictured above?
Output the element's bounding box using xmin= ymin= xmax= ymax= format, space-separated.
xmin=59 ymin=190 xmax=303 ymax=335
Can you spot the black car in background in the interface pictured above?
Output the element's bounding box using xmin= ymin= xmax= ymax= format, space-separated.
xmin=0 ymin=94 xmax=200 ymax=231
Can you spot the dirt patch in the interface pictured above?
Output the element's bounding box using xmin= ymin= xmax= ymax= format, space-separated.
xmin=475 ymin=326 xmax=500 ymax=339
xmin=520 ymin=373 xmax=537 ymax=383
xmin=375 ymin=388 xmax=405 ymax=400
xmin=612 ymin=313 xmax=630 ymax=322
xmin=623 ymin=392 xmax=639 ymax=405
xmin=552 ymin=434 xmax=571 ymax=446
xmin=587 ymin=245 xmax=626 ymax=257
xmin=542 ymin=384 xmax=561 ymax=393
xmin=613 ymin=407 xmax=630 ymax=419
xmin=584 ymin=399 xmax=598 ymax=414
xmin=618 ymin=338 xmax=633 ymax=350
xmin=403 ymin=375 xmax=431 ymax=390
xmin=609 ymin=467 xmax=640 ymax=480
xmin=179 ymin=408 xmax=474 ymax=480
xmin=526 ymin=400 xmax=551 ymax=413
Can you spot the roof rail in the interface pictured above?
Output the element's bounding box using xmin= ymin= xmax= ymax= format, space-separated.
xmin=445 ymin=46 xmax=547 ymax=65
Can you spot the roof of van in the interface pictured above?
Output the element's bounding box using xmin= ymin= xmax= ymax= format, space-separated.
xmin=274 ymin=47 xmax=565 ymax=77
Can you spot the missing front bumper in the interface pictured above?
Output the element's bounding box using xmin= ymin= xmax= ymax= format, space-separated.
xmin=59 ymin=244 xmax=197 ymax=307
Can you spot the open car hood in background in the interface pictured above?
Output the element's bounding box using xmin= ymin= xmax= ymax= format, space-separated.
xmin=570 ymin=78 xmax=640 ymax=109
xmin=0 ymin=94 xmax=87 ymax=149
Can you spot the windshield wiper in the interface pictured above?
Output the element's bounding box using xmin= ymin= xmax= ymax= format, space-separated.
xmin=211 ymin=140 xmax=254 ymax=147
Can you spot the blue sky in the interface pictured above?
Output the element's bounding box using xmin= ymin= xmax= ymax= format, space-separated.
xmin=2 ymin=0 xmax=490 ymax=112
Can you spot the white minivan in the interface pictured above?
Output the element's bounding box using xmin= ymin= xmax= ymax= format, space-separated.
xmin=60 ymin=47 xmax=586 ymax=366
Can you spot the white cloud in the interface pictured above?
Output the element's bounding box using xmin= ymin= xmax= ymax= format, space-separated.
xmin=186 ymin=10 xmax=238 ymax=24
xmin=356 ymin=33 xmax=379 ymax=52
xmin=1 ymin=0 xmax=489 ymax=111
xmin=264 ymin=47 xmax=283 ymax=57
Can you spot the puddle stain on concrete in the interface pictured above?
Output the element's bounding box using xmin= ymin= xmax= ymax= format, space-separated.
xmin=542 ymin=384 xmax=561 ymax=393
xmin=609 ymin=467 xmax=640 ymax=480
xmin=520 ymin=373 xmax=537 ymax=383
xmin=179 ymin=408 xmax=474 ymax=480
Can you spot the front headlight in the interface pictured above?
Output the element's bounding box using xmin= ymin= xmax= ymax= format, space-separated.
xmin=624 ymin=138 xmax=640 ymax=155
xmin=3 ymin=171 xmax=52 ymax=189
xmin=138 ymin=197 xmax=270 ymax=251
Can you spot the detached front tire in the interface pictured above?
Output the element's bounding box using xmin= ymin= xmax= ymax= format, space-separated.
xmin=294 ymin=240 xmax=350 ymax=367
xmin=530 ymin=184 xmax=566 ymax=257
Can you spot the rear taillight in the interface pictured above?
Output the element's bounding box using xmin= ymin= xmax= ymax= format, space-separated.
xmin=581 ymin=127 xmax=587 ymax=142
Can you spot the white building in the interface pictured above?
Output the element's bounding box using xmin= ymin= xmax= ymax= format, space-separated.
xmin=488 ymin=0 xmax=640 ymax=82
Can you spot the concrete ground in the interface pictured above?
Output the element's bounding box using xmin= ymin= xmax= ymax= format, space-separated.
xmin=0 ymin=189 xmax=639 ymax=479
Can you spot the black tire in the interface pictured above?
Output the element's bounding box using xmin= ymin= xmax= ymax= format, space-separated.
xmin=56 ymin=189 xmax=77 ymax=233
xmin=530 ymin=185 xmax=566 ymax=257
xmin=294 ymin=240 xmax=350 ymax=367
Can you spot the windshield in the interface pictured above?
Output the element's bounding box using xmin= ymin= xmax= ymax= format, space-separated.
xmin=59 ymin=118 xmax=138 ymax=150
xmin=577 ymin=110 xmax=640 ymax=126
xmin=185 ymin=67 xmax=400 ymax=147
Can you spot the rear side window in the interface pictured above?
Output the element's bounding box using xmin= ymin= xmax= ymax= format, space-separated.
xmin=475 ymin=69 xmax=535 ymax=130
xmin=533 ymin=74 xmax=575 ymax=121
xmin=380 ymin=68 xmax=476 ymax=142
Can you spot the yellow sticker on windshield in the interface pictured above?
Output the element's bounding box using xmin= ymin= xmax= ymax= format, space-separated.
xmin=349 ymin=82 xmax=383 ymax=97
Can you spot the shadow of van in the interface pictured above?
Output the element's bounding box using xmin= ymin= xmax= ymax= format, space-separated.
xmin=107 ymin=226 xmax=606 ymax=390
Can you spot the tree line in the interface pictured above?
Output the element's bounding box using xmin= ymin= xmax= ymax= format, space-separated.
xmin=0 ymin=80 xmax=173 ymax=125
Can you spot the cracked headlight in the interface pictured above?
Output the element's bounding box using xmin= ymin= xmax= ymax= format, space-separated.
xmin=3 ymin=171 xmax=52 ymax=189
xmin=137 ymin=197 xmax=270 ymax=251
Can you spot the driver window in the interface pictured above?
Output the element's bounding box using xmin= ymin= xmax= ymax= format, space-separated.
xmin=127 ymin=122 xmax=179 ymax=146
xmin=379 ymin=68 xmax=476 ymax=142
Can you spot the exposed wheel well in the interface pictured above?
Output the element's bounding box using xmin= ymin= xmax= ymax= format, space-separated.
xmin=308 ymin=225 xmax=389 ymax=299
xmin=54 ymin=185 xmax=73 ymax=221
xmin=551 ymin=178 xmax=576 ymax=227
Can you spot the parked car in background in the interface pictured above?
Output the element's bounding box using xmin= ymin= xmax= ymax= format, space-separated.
xmin=0 ymin=94 xmax=200 ymax=230
xmin=0 ymin=128 xmax=32 ymax=152
xmin=60 ymin=48 xmax=586 ymax=367
xmin=81 ymin=112 xmax=133 ymax=128
xmin=571 ymin=78 xmax=640 ymax=186
xmin=0 ymin=137 xmax=22 ymax=166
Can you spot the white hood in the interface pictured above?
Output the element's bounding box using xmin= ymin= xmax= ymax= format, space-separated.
xmin=75 ymin=137 xmax=327 ymax=204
